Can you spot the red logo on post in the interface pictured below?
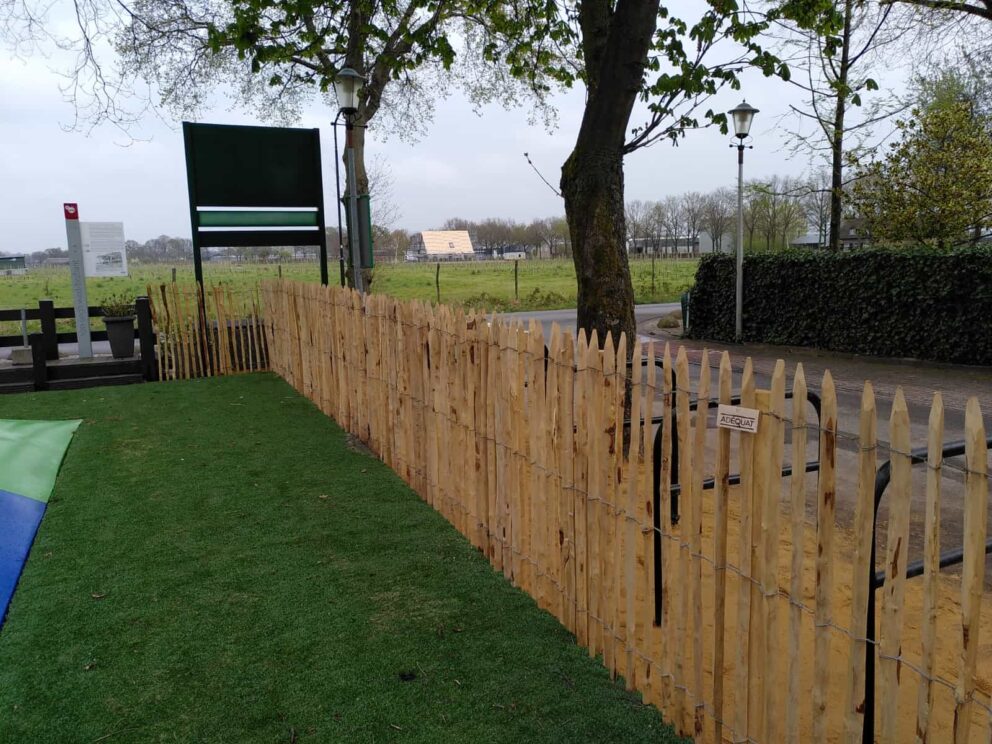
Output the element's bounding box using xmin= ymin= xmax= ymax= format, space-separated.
xmin=63 ymin=203 xmax=79 ymax=220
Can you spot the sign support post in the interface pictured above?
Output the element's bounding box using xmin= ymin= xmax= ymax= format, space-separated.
xmin=63 ymin=203 xmax=92 ymax=358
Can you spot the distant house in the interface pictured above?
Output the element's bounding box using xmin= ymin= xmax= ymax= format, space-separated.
xmin=42 ymin=257 xmax=70 ymax=267
xmin=838 ymin=219 xmax=871 ymax=249
xmin=0 ymin=256 xmax=27 ymax=275
xmin=406 ymin=230 xmax=476 ymax=261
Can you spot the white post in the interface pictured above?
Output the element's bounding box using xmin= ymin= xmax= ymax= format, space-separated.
xmin=735 ymin=147 xmax=744 ymax=342
xmin=64 ymin=203 xmax=92 ymax=358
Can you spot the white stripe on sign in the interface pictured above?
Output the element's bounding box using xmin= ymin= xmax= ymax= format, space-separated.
xmin=716 ymin=404 xmax=760 ymax=433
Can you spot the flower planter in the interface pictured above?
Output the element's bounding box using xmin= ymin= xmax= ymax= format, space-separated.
xmin=103 ymin=316 xmax=136 ymax=359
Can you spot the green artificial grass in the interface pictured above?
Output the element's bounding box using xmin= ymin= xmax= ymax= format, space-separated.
xmin=0 ymin=374 xmax=682 ymax=743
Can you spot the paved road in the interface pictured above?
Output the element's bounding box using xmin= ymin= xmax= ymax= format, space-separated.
xmin=502 ymin=302 xmax=678 ymax=339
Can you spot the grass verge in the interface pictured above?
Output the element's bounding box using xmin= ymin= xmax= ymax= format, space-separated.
xmin=0 ymin=259 xmax=696 ymax=336
xmin=0 ymin=374 xmax=681 ymax=743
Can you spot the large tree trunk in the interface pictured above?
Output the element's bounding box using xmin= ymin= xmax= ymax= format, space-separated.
xmin=562 ymin=147 xmax=636 ymax=348
xmin=560 ymin=0 xmax=660 ymax=350
xmin=828 ymin=0 xmax=854 ymax=251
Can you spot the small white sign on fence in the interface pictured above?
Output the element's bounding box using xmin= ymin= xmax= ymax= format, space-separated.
xmin=716 ymin=404 xmax=760 ymax=433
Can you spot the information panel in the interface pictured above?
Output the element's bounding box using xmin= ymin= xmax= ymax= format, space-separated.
xmin=80 ymin=222 xmax=128 ymax=277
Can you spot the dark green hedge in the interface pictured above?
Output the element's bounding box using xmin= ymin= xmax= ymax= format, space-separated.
xmin=686 ymin=246 xmax=992 ymax=365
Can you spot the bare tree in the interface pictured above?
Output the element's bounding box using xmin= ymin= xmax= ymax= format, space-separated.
xmin=701 ymin=188 xmax=736 ymax=253
xmin=646 ymin=201 xmax=667 ymax=255
xmin=800 ymin=169 xmax=832 ymax=245
xmin=366 ymin=154 xmax=401 ymax=232
xmin=742 ymin=182 xmax=762 ymax=251
xmin=531 ymin=216 xmax=571 ymax=258
xmin=660 ymin=195 xmax=685 ymax=256
xmin=681 ymin=191 xmax=705 ymax=255
xmin=777 ymin=177 xmax=807 ymax=247
xmin=772 ymin=0 xmax=910 ymax=249
xmin=624 ymin=199 xmax=653 ymax=252
xmin=747 ymin=175 xmax=810 ymax=250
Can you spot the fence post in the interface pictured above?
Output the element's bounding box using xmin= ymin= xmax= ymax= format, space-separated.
xmin=514 ymin=259 xmax=519 ymax=300
xmin=135 ymin=296 xmax=157 ymax=381
xmin=29 ymin=332 xmax=48 ymax=391
xmin=38 ymin=299 xmax=58 ymax=360
xmin=435 ymin=262 xmax=441 ymax=304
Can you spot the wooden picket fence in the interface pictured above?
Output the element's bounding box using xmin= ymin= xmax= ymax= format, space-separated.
xmin=261 ymin=279 xmax=991 ymax=743
xmin=147 ymin=283 xmax=269 ymax=380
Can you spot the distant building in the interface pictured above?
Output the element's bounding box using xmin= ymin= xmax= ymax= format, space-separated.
xmin=627 ymin=232 xmax=714 ymax=256
xmin=789 ymin=220 xmax=870 ymax=249
xmin=489 ymin=244 xmax=529 ymax=260
xmin=42 ymin=257 xmax=70 ymax=267
xmin=406 ymin=230 xmax=476 ymax=261
xmin=0 ymin=256 xmax=27 ymax=275
xmin=838 ymin=219 xmax=871 ymax=249
xmin=789 ymin=232 xmax=824 ymax=248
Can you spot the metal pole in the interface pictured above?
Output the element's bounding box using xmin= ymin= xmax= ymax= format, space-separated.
xmin=345 ymin=119 xmax=364 ymax=294
xmin=332 ymin=114 xmax=346 ymax=287
xmin=735 ymin=144 xmax=744 ymax=342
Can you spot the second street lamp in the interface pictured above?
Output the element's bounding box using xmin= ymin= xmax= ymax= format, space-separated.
xmin=334 ymin=67 xmax=364 ymax=115
xmin=728 ymin=100 xmax=758 ymax=342
xmin=334 ymin=67 xmax=366 ymax=293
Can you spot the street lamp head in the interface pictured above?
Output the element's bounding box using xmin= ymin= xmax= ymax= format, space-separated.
xmin=334 ymin=67 xmax=365 ymax=116
xmin=728 ymin=100 xmax=759 ymax=140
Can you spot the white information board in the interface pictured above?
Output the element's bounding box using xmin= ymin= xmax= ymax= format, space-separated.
xmin=80 ymin=222 xmax=128 ymax=277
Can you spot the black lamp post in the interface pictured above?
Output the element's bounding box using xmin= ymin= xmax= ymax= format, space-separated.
xmin=728 ymin=99 xmax=758 ymax=342
xmin=333 ymin=67 xmax=366 ymax=293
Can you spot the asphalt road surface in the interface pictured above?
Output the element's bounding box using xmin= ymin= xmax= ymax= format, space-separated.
xmin=502 ymin=302 xmax=679 ymax=339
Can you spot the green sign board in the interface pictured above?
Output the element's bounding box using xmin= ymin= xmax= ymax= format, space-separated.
xmin=183 ymin=122 xmax=329 ymax=285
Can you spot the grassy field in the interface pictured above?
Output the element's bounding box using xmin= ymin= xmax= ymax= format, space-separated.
xmin=0 ymin=375 xmax=680 ymax=743
xmin=0 ymin=258 xmax=697 ymax=336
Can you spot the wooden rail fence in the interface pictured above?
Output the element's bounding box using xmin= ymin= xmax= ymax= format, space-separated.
xmin=148 ymin=283 xmax=268 ymax=380
xmin=262 ymin=279 xmax=991 ymax=743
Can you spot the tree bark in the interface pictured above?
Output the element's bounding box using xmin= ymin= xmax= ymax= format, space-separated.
xmin=560 ymin=0 xmax=660 ymax=350
xmin=562 ymin=147 xmax=637 ymax=349
xmin=828 ymin=0 xmax=854 ymax=251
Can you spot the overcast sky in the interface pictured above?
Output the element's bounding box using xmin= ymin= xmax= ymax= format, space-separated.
xmin=1 ymin=30 xmax=833 ymax=254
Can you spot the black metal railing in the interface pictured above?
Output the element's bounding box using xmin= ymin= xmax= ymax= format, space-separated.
xmin=624 ymin=357 xmax=824 ymax=625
